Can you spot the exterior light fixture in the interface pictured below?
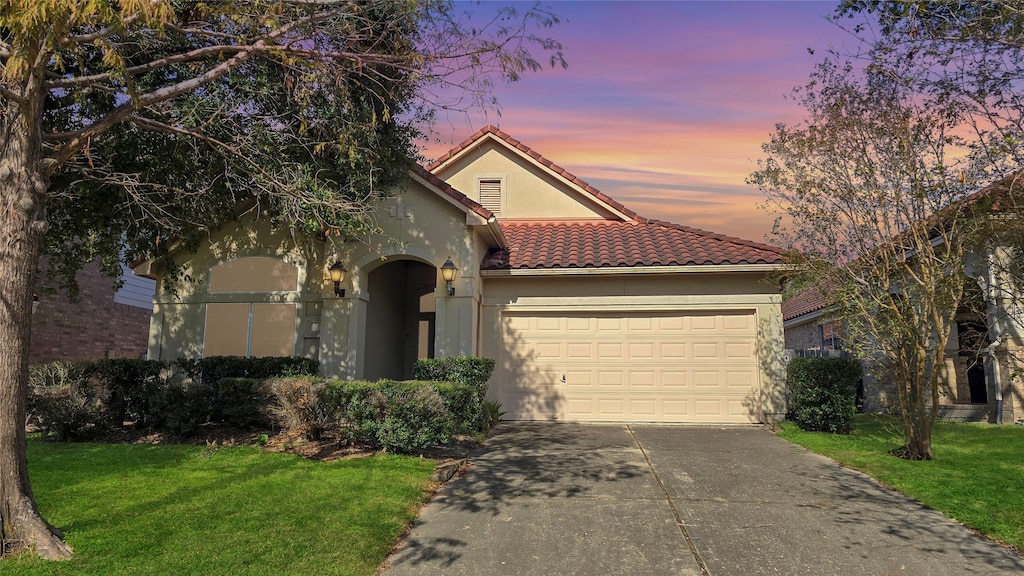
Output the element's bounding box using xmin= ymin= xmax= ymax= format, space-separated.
xmin=32 ymin=293 xmax=39 ymax=315
xmin=328 ymin=261 xmax=346 ymax=298
xmin=440 ymin=257 xmax=459 ymax=296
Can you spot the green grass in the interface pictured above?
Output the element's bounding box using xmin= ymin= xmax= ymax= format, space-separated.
xmin=3 ymin=439 xmax=436 ymax=576
xmin=778 ymin=414 xmax=1024 ymax=551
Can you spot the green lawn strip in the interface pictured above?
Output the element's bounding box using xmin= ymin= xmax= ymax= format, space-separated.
xmin=4 ymin=440 xmax=436 ymax=576
xmin=777 ymin=414 xmax=1024 ymax=551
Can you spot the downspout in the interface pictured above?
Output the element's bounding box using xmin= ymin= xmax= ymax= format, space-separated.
xmin=987 ymin=337 xmax=1004 ymax=424
xmin=985 ymin=250 xmax=1003 ymax=423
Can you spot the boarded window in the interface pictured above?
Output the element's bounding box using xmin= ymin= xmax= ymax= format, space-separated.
xmin=209 ymin=257 xmax=298 ymax=293
xmin=478 ymin=178 xmax=503 ymax=215
xmin=204 ymin=302 xmax=295 ymax=357
xmin=204 ymin=303 xmax=250 ymax=357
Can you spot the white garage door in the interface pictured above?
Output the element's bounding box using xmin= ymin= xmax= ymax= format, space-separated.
xmin=500 ymin=311 xmax=760 ymax=423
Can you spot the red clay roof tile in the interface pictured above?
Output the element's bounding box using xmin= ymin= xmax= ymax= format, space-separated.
xmin=781 ymin=287 xmax=829 ymax=321
xmin=481 ymin=221 xmax=784 ymax=270
xmin=411 ymin=165 xmax=494 ymax=222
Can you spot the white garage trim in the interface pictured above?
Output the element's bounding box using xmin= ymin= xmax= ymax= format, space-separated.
xmin=497 ymin=309 xmax=762 ymax=424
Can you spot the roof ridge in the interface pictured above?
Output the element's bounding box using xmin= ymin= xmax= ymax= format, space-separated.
xmin=427 ymin=126 xmax=639 ymax=221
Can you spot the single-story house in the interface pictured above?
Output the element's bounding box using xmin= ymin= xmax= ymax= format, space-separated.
xmin=782 ymin=172 xmax=1024 ymax=423
xmin=136 ymin=126 xmax=787 ymax=423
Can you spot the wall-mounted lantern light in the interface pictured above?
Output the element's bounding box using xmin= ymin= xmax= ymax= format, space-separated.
xmin=328 ymin=261 xmax=347 ymax=298
xmin=32 ymin=293 xmax=39 ymax=315
xmin=440 ymin=257 xmax=459 ymax=297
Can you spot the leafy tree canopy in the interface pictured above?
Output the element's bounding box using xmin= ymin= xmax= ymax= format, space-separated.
xmin=0 ymin=0 xmax=564 ymax=559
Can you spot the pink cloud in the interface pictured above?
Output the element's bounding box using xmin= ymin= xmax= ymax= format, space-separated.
xmin=421 ymin=1 xmax=852 ymax=243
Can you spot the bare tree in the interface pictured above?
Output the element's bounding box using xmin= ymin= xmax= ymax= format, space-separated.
xmin=749 ymin=57 xmax=995 ymax=460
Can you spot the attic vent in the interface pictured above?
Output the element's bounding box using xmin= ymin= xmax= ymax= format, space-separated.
xmin=478 ymin=178 xmax=503 ymax=215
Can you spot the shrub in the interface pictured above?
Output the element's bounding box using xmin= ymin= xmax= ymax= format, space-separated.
xmin=175 ymin=356 xmax=318 ymax=386
xmin=84 ymin=358 xmax=166 ymax=426
xmin=28 ymin=361 xmax=106 ymax=441
xmin=216 ymin=378 xmax=273 ymax=428
xmin=148 ymin=378 xmax=213 ymax=437
xmin=365 ymin=381 xmax=454 ymax=451
xmin=413 ymin=356 xmax=495 ymax=398
xmin=786 ymin=357 xmax=862 ymax=434
xmin=267 ymin=376 xmax=343 ymax=440
xmin=268 ymin=378 xmax=474 ymax=451
xmin=430 ymin=381 xmax=481 ymax=435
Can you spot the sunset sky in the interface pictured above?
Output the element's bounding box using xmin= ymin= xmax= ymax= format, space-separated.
xmin=420 ymin=1 xmax=862 ymax=243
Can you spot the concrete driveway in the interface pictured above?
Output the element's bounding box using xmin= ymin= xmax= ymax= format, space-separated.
xmin=382 ymin=423 xmax=1024 ymax=576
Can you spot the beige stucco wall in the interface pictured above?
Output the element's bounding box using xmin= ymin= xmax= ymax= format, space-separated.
xmin=435 ymin=140 xmax=618 ymax=220
xmin=324 ymin=177 xmax=489 ymax=378
xmin=147 ymin=216 xmax=324 ymax=362
xmin=146 ymin=174 xmax=493 ymax=379
xmin=480 ymin=272 xmax=786 ymax=422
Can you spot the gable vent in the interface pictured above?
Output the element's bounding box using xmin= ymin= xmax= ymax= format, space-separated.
xmin=478 ymin=178 xmax=503 ymax=215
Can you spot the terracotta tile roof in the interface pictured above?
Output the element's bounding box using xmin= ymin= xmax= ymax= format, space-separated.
xmin=411 ymin=164 xmax=494 ymax=221
xmin=428 ymin=125 xmax=639 ymax=220
xmin=480 ymin=220 xmax=784 ymax=270
xmin=781 ymin=286 xmax=829 ymax=322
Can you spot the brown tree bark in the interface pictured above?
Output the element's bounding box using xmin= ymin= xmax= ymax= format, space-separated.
xmin=0 ymin=62 xmax=73 ymax=560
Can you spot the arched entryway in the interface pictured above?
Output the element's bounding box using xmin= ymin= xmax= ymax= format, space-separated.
xmin=363 ymin=259 xmax=437 ymax=380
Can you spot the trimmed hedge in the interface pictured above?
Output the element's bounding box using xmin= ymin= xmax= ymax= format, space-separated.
xmin=268 ymin=377 xmax=478 ymax=452
xmin=29 ymin=356 xmax=318 ymax=437
xmin=413 ymin=356 xmax=495 ymax=398
xmin=84 ymin=358 xmax=164 ymax=426
xmin=786 ymin=356 xmax=862 ymax=434
xmin=175 ymin=356 xmax=318 ymax=386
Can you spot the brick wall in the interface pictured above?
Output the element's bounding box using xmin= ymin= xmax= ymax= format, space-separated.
xmin=784 ymin=321 xmax=820 ymax=350
xmin=30 ymin=261 xmax=151 ymax=364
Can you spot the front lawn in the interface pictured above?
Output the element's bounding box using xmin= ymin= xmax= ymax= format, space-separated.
xmin=778 ymin=414 xmax=1024 ymax=551
xmin=3 ymin=439 xmax=436 ymax=576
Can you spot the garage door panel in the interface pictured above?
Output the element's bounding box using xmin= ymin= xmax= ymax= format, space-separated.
xmin=662 ymin=371 xmax=688 ymax=387
xmin=727 ymin=370 xmax=756 ymax=388
xmin=725 ymin=342 xmax=755 ymax=358
xmin=658 ymin=317 xmax=685 ymax=332
xmin=692 ymin=343 xmax=721 ymax=359
xmin=628 ymin=342 xmax=655 ymax=358
xmin=597 ymin=343 xmax=623 ymax=359
xmin=691 ymin=315 xmax=719 ymax=331
xmin=628 ymin=317 xmax=654 ymax=332
xmin=660 ymin=343 xmax=688 ymax=359
xmin=631 ymin=399 xmax=656 ymax=416
xmin=501 ymin=311 xmax=760 ymax=423
xmin=631 ymin=371 xmax=655 ymax=387
xmin=566 ymin=317 xmax=591 ymax=331
xmin=693 ymin=371 xmax=721 ymax=387
xmin=724 ymin=314 xmax=755 ymax=331
xmin=567 ymin=342 xmax=592 ymax=358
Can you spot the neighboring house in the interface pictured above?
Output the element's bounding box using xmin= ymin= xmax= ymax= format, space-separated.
xmin=781 ymin=172 xmax=1024 ymax=423
xmin=135 ymin=127 xmax=787 ymax=423
xmin=31 ymin=261 xmax=155 ymax=364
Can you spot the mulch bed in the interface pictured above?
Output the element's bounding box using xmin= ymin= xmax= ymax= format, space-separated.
xmin=87 ymin=423 xmax=476 ymax=463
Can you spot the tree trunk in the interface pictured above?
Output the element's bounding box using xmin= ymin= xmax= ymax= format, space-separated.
xmin=0 ymin=84 xmax=73 ymax=559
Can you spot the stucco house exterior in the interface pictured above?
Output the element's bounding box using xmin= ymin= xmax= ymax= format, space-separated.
xmin=136 ymin=127 xmax=787 ymax=424
xmin=782 ymin=172 xmax=1024 ymax=423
